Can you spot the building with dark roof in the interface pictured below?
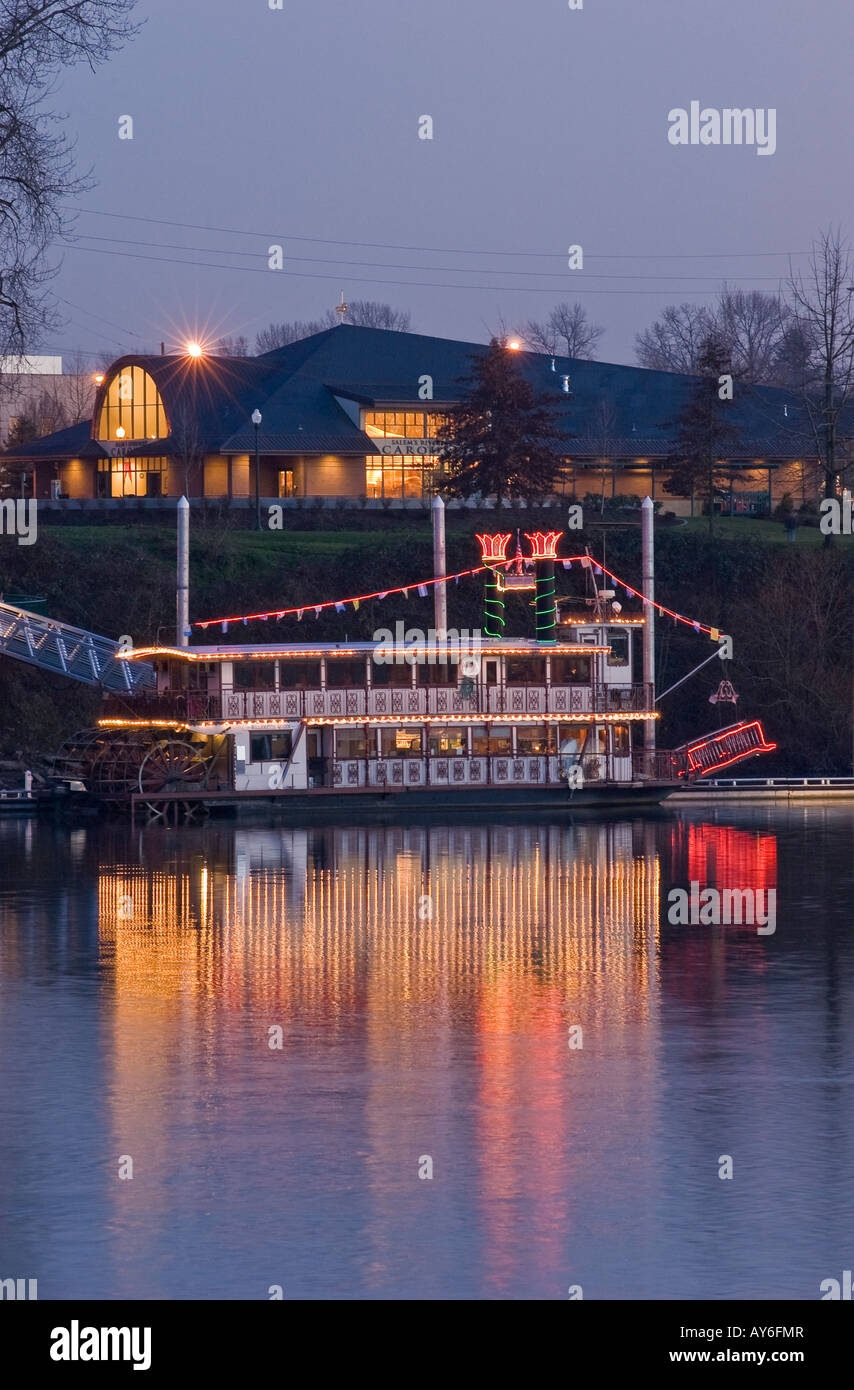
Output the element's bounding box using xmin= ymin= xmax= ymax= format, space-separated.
xmin=2 ymin=325 xmax=819 ymax=513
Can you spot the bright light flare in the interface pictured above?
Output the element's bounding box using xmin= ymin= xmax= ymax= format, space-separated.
xmin=186 ymin=341 xmax=204 ymax=358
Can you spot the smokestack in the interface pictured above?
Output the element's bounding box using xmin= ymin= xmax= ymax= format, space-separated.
xmin=524 ymin=532 xmax=563 ymax=645
xmin=177 ymin=495 xmax=190 ymax=648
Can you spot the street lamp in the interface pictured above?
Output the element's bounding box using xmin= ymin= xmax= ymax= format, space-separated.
xmin=251 ymin=409 xmax=262 ymax=530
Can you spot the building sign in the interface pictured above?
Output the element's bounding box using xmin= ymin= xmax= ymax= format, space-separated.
xmin=374 ymin=438 xmax=443 ymax=457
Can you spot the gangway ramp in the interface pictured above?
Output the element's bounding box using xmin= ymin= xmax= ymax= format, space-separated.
xmin=0 ymin=599 xmax=154 ymax=693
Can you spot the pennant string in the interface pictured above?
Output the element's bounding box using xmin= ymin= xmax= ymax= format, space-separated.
xmin=195 ymin=555 xmax=718 ymax=637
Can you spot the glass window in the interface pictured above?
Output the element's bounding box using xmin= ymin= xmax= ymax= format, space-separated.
xmin=558 ymin=725 xmax=589 ymax=758
xmin=335 ymin=728 xmax=367 ymax=759
xmin=379 ymin=726 xmax=422 ymax=756
xmin=372 ymin=661 xmax=413 ymax=687
xmin=278 ymin=660 xmax=321 ymax=690
xmin=471 ymin=725 xmax=489 ymax=756
xmin=489 ymin=726 xmax=513 ymax=755
xmin=96 ymin=366 xmax=169 ymax=442
xmin=428 ymin=726 xmax=465 ymax=755
xmin=405 ymin=412 xmax=423 ymax=437
xmin=250 ymin=732 xmax=292 ymax=762
xmin=417 ymin=662 xmax=456 ymax=687
xmin=607 ymin=631 xmax=630 ymax=666
xmin=517 ymin=724 xmax=553 ymax=755
xmin=364 ymin=455 xmax=439 ymax=500
xmin=326 ymin=658 xmax=367 ymax=688
xmin=506 ymin=657 xmax=547 ymax=685
xmin=553 ymin=655 xmax=591 ymax=684
xmin=612 ymin=724 xmax=630 ymax=756
xmin=233 ymin=661 xmax=276 ymax=690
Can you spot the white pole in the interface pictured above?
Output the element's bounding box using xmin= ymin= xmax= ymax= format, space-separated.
xmin=642 ymin=496 xmax=655 ymax=758
xmin=177 ymin=495 xmax=190 ymax=649
xmin=432 ymin=494 xmax=447 ymax=636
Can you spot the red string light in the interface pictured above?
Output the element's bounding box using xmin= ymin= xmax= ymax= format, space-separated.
xmin=195 ymin=553 xmax=718 ymax=635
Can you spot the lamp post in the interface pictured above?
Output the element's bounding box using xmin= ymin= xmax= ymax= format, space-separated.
xmin=251 ymin=409 xmax=262 ymax=530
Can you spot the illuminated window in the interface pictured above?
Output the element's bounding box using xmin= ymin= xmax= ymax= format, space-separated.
xmin=379 ymin=726 xmax=422 ymax=756
xmin=365 ymin=455 xmax=443 ymax=499
xmin=96 ymin=456 xmax=166 ymax=498
xmin=96 ymin=365 xmax=169 ymax=442
xmin=364 ymin=410 xmax=449 ymax=438
xmin=612 ymin=724 xmax=630 ymax=756
xmin=428 ymin=726 xmax=465 ymax=755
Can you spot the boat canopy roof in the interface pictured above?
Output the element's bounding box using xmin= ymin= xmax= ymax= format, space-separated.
xmin=120 ymin=637 xmax=611 ymax=662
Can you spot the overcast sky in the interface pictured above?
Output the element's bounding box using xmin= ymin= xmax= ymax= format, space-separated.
xmin=46 ymin=0 xmax=854 ymax=367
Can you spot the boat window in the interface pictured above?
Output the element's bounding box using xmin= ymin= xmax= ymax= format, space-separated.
xmin=505 ymin=657 xmax=546 ymax=685
xmin=372 ymin=661 xmax=414 ymax=687
xmin=607 ymin=631 xmax=629 ymax=666
xmin=379 ymin=726 xmax=422 ymax=756
xmin=325 ymin=658 xmax=368 ymax=688
xmin=233 ymin=661 xmax=276 ymax=690
xmin=516 ymin=724 xmax=553 ymax=755
xmin=428 ymin=726 xmax=466 ymax=755
xmin=335 ymin=728 xmax=367 ymax=759
xmin=612 ymin=724 xmax=630 ymax=756
xmin=417 ymin=662 xmax=457 ymax=687
xmin=470 ymin=725 xmax=489 ymax=756
xmin=552 ymin=656 xmax=591 ymax=684
xmin=558 ymin=725 xmax=589 ymax=757
xmin=279 ymin=660 xmax=321 ymax=690
xmin=250 ymin=732 xmax=292 ymax=762
xmin=489 ymin=726 xmax=513 ymax=754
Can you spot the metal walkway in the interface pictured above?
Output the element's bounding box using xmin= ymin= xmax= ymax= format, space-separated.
xmin=0 ymin=599 xmax=154 ymax=692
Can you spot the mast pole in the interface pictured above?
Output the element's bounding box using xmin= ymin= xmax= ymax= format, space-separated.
xmin=177 ymin=495 xmax=190 ymax=649
xmin=642 ymin=496 xmax=656 ymax=761
xmin=432 ymin=494 xmax=447 ymax=637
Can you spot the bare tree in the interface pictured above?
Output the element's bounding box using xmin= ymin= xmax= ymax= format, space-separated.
xmin=710 ymin=286 xmax=790 ymax=385
xmin=255 ymin=301 xmax=411 ymax=353
xmin=217 ymin=334 xmax=250 ymax=357
xmin=635 ymin=303 xmax=714 ymax=373
xmin=521 ymin=302 xmax=603 ymax=359
xmin=0 ymin=2 xmax=141 ymax=357
xmin=255 ymin=314 xmax=337 ymax=353
xmin=342 ymin=300 xmax=411 ymax=331
xmin=785 ymin=229 xmax=854 ymax=521
xmin=169 ymin=404 xmax=205 ymax=497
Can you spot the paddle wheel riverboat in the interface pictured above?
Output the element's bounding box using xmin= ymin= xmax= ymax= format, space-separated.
xmin=51 ymin=514 xmax=776 ymax=819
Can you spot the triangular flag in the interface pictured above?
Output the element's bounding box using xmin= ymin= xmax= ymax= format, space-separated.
xmin=242 ymin=618 xmax=248 ymax=626
xmin=692 ymin=622 xmax=700 ymax=632
xmin=353 ymin=600 xmax=360 ymax=611
xmin=402 ymin=588 xmax=409 ymax=599
xmin=297 ymin=610 xmax=303 ymax=622
xmin=562 ymin=560 xmax=572 ymax=569
xmin=417 ymin=585 xmax=428 ymax=598
xmin=314 ymin=606 xmax=322 ymax=618
xmin=221 ymin=622 xmax=228 ymax=633
xmin=378 ymin=592 xmax=388 ymax=601
xmin=709 ymin=626 xmax=720 ymax=643
xmin=335 ymin=602 xmax=345 ymax=613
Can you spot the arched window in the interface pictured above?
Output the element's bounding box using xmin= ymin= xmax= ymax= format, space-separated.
xmin=96 ymin=365 xmax=169 ymax=441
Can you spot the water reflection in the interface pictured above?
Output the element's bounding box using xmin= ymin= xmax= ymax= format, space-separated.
xmin=0 ymin=810 xmax=852 ymax=1299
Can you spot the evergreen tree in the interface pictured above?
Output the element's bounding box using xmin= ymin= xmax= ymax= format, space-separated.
xmin=437 ymin=338 xmax=566 ymax=508
xmin=663 ymin=337 xmax=744 ymax=535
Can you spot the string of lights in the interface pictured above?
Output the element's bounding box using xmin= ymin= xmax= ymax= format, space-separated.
xmin=195 ymin=553 xmax=718 ymax=638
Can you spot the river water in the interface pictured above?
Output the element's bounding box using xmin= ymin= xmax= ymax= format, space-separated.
xmin=0 ymin=806 xmax=851 ymax=1301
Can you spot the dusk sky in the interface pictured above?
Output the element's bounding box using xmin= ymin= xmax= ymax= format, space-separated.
xmin=48 ymin=0 xmax=854 ymax=365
